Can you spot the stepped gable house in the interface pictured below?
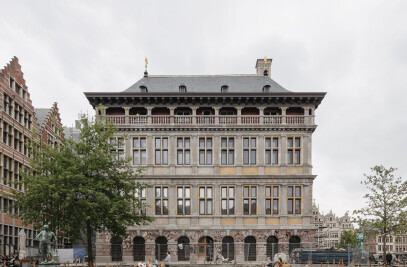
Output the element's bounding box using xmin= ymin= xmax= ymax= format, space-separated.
xmin=85 ymin=58 xmax=326 ymax=263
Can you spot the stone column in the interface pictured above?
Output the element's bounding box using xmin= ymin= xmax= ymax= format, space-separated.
xmin=259 ymin=107 xmax=264 ymax=124
xmin=258 ymin=184 xmax=265 ymax=225
xmin=214 ymin=107 xmax=220 ymax=124
xmin=280 ymin=185 xmax=288 ymax=225
xmin=304 ymin=107 xmax=310 ymax=125
xmin=280 ymin=134 xmax=287 ymax=174
xmin=147 ymin=107 xmax=152 ymax=124
xmin=170 ymin=107 xmax=175 ymax=124
xmin=192 ymin=107 xmax=197 ymax=124
xmin=237 ymin=107 xmax=242 ymax=125
xmin=191 ymin=184 xmax=198 ymax=225
xmin=281 ymin=107 xmax=287 ymax=124
xmin=169 ymin=185 xmax=176 ymax=224
xmin=124 ymin=107 xmax=130 ymax=124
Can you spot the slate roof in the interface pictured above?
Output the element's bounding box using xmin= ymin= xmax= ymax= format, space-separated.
xmin=35 ymin=108 xmax=52 ymax=128
xmin=124 ymin=75 xmax=290 ymax=93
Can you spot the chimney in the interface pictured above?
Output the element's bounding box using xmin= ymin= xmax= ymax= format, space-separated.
xmin=255 ymin=58 xmax=272 ymax=77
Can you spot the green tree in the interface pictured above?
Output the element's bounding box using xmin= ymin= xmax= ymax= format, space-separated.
xmin=339 ymin=230 xmax=358 ymax=249
xmin=8 ymin=115 xmax=153 ymax=267
xmin=353 ymin=165 xmax=407 ymax=265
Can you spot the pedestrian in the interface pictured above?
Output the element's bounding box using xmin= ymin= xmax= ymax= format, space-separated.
xmin=279 ymin=257 xmax=283 ymax=267
xmin=386 ymin=253 xmax=392 ymax=266
xmin=164 ymin=251 xmax=171 ymax=267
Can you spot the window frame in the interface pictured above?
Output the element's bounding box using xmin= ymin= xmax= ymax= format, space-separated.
xmin=287 ymin=185 xmax=302 ymax=215
xmin=243 ymin=137 xmax=257 ymax=165
xmin=176 ymin=186 xmax=191 ymax=215
xmin=177 ymin=137 xmax=191 ymax=165
xmin=134 ymin=188 xmax=147 ymax=215
xmin=220 ymin=185 xmax=235 ymax=215
xmin=221 ymin=137 xmax=235 ymax=165
xmin=265 ymin=185 xmax=280 ymax=215
xmin=155 ymin=137 xmax=169 ymax=165
xmin=199 ymin=137 xmax=213 ymax=165
xmin=198 ymin=185 xmax=214 ymax=215
xmin=287 ymin=136 xmax=302 ymax=165
xmin=265 ymin=137 xmax=279 ymax=165
xmin=132 ymin=137 xmax=147 ymax=166
xmin=154 ymin=186 xmax=169 ymax=215
xmin=110 ymin=136 xmax=125 ymax=161
xmin=242 ymin=185 xmax=257 ymax=215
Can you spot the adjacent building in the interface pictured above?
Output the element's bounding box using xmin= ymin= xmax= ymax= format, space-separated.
xmin=85 ymin=58 xmax=326 ymax=263
xmin=0 ymin=57 xmax=65 ymax=256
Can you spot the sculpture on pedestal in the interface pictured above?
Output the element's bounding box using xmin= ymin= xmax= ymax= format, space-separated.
xmin=36 ymin=225 xmax=57 ymax=264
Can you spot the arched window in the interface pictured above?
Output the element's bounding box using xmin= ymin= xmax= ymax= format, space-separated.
xmin=266 ymin=236 xmax=278 ymax=259
xmin=155 ymin=236 xmax=168 ymax=260
xmin=221 ymin=85 xmax=229 ymax=93
xmin=198 ymin=236 xmax=214 ymax=261
xmin=289 ymin=236 xmax=301 ymax=256
xmin=133 ymin=236 xmax=145 ymax=261
xmin=222 ymin=236 xmax=235 ymax=260
xmin=111 ymin=236 xmax=123 ymax=262
xmin=244 ymin=236 xmax=256 ymax=261
xmin=177 ymin=236 xmax=190 ymax=261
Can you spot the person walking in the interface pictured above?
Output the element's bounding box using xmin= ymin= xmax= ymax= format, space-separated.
xmin=164 ymin=251 xmax=171 ymax=267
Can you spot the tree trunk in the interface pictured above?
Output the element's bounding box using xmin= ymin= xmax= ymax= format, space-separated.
xmin=87 ymin=220 xmax=94 ymax=267
xmin=383 ymin=234 xmax=387 ymax=267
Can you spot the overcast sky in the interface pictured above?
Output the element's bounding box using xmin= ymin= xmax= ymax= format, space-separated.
xmin=1 ymin=0 xmax=406 ymax=218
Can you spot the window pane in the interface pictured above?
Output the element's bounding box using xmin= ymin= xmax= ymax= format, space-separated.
xmin=155 ymin=200 xmax=161 ymax=215
xmin=155 ymin=150 xmax=161 ymax=164
xmin=273 ymin=199 xmax=279 ymax=214
xmin=199 ymin=200 xmax=205 ymax=215
xmin=155 ymin=138 xmax=161 ymax=148
xmin=133 ymin=151 xmax=139 ymax=165
xmin=273 ymin=138 xmax=278 ymax=148
xmin=177 ymin=138 xmax=183 ymax=148
xmin=243 ymin=138 xmax=249 ymax=147
xmin=229 ymin=199 xmax=235 ymax=214
xmin=229 ymin=138 xmax=234 ymax=147
xmin=265 ymin=151 xmax=271 ymax=165
xmin=243 ymin=150 xmax=249 ymax=165
xmin=287 ymin=138 xmax=293 ymax=147
xmin=229 ymin=187 xmax=234 ymax=197
xmin=244 ymin=199 xmax=249 ymax=215
xmin=133 ymin=138 xmax=139 ymax=148
xmin=250 ymin=138 xmax=256 ymax=148
xmin=265 ymin=187 xmax=271 ymax=197
xmin=221 ymin=151 xmax=227 ymax=165
xmin=221 ymin=200 xmax=227 ymax=215
xmin=155 ymin=187 xmax=161 ymax=197
xmin=295 ymin=199 xmax=301 ymax=214
xmin=207 ymin=150 xmax=212 ymax=164
xmin=207 ymin=138 xmax=212 ymax=148
xmin=287 ymin=150 xmax=293 ymax=164
xmin=177 ymin=151 xmax=183 ymax=165
xmin=295 ymin=150 xmax=300 ymax=164
xmin=162 ymin=138 xmax=168 ymax=148
xmin=288 ymin=186 xmax=293 ymax=197
xmin=141 ymin=138 xmax=146 ymax=148
xmin=221 ymin=138 xmax=227 ymax=148
xmin=273 ymin=186 xmax=279 ymax=197
xmin=185 ymin=200 xmax=191 ymax=215
xmin=185 ymin=187 xmax=190 ymax=198
xmin=272 ymin=150 xmax=278 ymax=164
xmin=199 ymin=138 xmax=205 ymax=148
xmin=250 ymin=150 xmax=256 ymax=164
xmin=141 ymin=150 xmax=146 ymax=165
xmin=207 ymin=200 xmax=212 ymax=214
xmin=295 ymin=186 xmax=301 ymax=197
xmin=141 ymin=189 xmax=146 ymax=198
xmin=178 ymin=187 xmax=183 ymax=197
xmin=118 ymin=150 xmax=124 ymax=160
xmin=163 ymin=187 xmax=168 ymax=197
xmin=177 ymin=200 xmax=183 ymax=215
xmin=163 ymin=200 xmax=168 ymax=215
xmin=163 ymin=150 xmax=168 ymax=165
xmin=288 ymin=199 xmax=293 ymax=214
xmin=199 ymin=150 xmax=205 ymax=165
xmin=265 ymin=138 xmax=271 ymax=148
xmin=228 ymin=150 xmax=234 ymax=165
xmin=185 ymin=138 xmax=190 ymax=148
xmin=221 ymin=187 xmax=227 ymax=198
xmin=185 ymin=150 xmax=190 ymax=165
xmin=265 ymin=199 xmax=271 ymax=214
xmin=295 ymin=138 xmax=301 ymax=147
xmin=251 ymin=199 xmax=257 ymax=215
xmin=251 ymin=187 xmax=257 ymax=197
xmin=243 ymin=187 xmax=249 ymax=197
xmin=199 ymin=187 xmax=205 ymax=197
xmin=207 ymin=187 xmax=212 ymax=198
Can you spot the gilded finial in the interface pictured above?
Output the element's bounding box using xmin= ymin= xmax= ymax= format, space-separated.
xmin=264 ymin=56 xmax=267 ymax=64
xmin=145 ymin=57 xmax=148 ymax=65
xmin=144 ymin=57 xmax=148 ymax=77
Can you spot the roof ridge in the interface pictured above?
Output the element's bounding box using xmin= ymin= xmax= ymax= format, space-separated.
xmin=148 ymin=74 xmax=261 ymax=78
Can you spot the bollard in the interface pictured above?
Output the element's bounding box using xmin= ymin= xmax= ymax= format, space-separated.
xmin=76 ymin=262 xmax=78 ymax=267
xmin=321 ymin=263 xmax=323 ymax=267
xmin=106 ymin=263 xmax=108 ymax=267
xmin=334 ymin=259 xmax=336 ymax=267
xmin=328 ymin=260 xmax=330 ymax=267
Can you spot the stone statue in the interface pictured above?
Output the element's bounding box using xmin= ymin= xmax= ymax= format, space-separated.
xmin=18 ymin=229 xmax=27 ymax=260
xmin=36 ymin=225 xmax=57 ymax=264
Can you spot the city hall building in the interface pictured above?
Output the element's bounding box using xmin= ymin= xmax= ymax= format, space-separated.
xmin=85 ymin=58 xmax=325 ymax=263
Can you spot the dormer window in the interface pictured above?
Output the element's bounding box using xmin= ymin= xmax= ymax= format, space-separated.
xmin=263 ymin=85 xmax=271 ymax=93
xmin=221 ymin=85 xmax=228 ymax=93
xmin=139 ymin=86 xmax=148 ymax=93
xmin=179 ymin=85 xmax=187 ymax=93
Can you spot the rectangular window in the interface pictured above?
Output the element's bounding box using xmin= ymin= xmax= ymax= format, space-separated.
xmin=177 ymin=137 xmax=190 ymax=165
xmin=155 ymin=186 xmax=169 ymax=215
xmin=265 ymin=137 xmax=279 ymax=165
xmin=221 ymin=186 xmax=235 ymax=215
xmin=287 ymin=185 xmax=302 ymax=214
xmin=199 ymin=137 xmax=212 ymax=165
xmin=287 ymin=137 xmax=301 ymax=164
xmin=155 ymin=137 xmax=168 ymax=165
xmin=265 ymin=186 xmax=279 ymax=215
xmin=134 ymin=188 xmax=146 ymax=215
xmin=221 ymin=137 xmax=235 ymax=165
xmin=243 ymin=185 xmax=257 ymax=215
xmin=243 ymin=137 xmax=256 ymax=165
xmin=177 ymin=186 xmax=191 ymax=215
xmin=133 ymin=137 xmax=147 ymax=165
xmin=198 ymin=186 xmax=213 ymax=215
xmin=110 ymin=137 xmax=125 ymax=160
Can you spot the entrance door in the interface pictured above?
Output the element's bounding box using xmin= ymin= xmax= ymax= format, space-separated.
xmin=111 ymin=237 xmax=123 ymax=262
xmin=198 ymin=236 xmax=214 ymax=261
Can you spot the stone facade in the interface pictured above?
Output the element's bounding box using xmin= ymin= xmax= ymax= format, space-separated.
xmin=85 ymin=58 xmax=326 ymax=263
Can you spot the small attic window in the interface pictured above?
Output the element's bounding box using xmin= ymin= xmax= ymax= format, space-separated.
xmin=221 ymin=85 xmax=229 ymax=93
xmin=139 ymin=85 xmax=148 ymax=93
xmin=179 ymin=85 xmax=187 ymax=93
xmin=263 ymin=85 xmax=271 ymax=93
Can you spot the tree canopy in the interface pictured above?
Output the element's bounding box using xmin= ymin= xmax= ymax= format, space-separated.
xmin=338 ymin=230 xmax=358 ymax=249
xmin=353 ymin=165 xmax=407 ymax=264
xmin=8 ymin=115 xmax=153 ymax=266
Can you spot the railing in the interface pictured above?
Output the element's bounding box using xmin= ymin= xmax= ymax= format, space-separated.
xmin=103 ymin=115 xmax=314 ymax=126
